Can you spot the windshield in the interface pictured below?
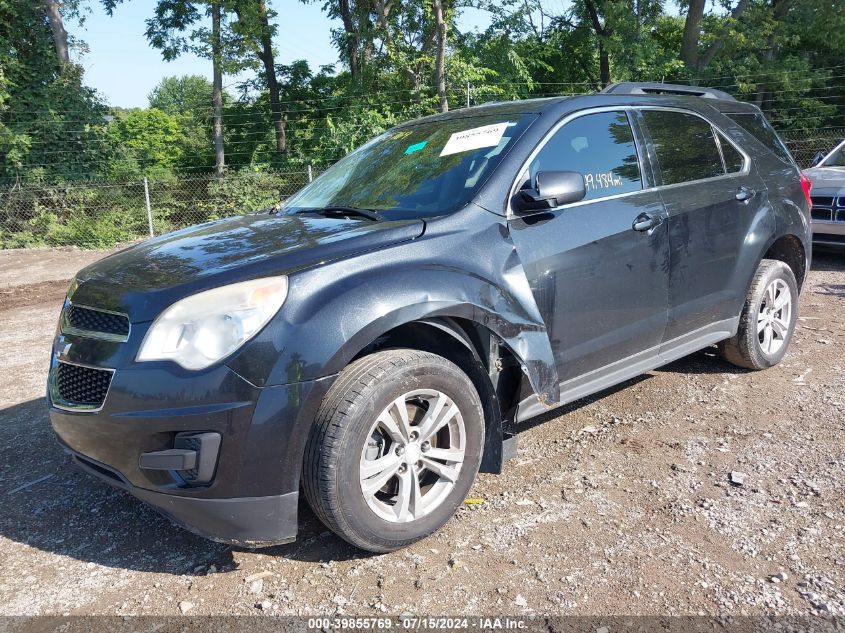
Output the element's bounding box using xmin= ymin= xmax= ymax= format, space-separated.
xmin=821 ymin=143 xmax=845 ymax=167
xmin=283 ymin=114 xmax=536 ymax=219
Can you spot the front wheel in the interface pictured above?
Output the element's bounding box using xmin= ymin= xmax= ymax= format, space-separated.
xmin=302 ymin=349 xmax=485 ymax=553
xmin=719 ymin=259 xmax=799 ymax=370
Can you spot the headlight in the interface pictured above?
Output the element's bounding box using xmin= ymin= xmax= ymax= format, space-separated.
xmin=137 ymin=276 xmax=288 ymax=370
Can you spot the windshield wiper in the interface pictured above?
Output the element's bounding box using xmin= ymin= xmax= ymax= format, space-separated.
xmin=294 ymin=206 xmax=383 ymax=221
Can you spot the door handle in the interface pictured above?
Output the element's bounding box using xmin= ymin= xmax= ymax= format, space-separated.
xmin=735 ymin=186 xmax=756 ymax=202
xmin=632 ymin=212 xmax=662 ymax=232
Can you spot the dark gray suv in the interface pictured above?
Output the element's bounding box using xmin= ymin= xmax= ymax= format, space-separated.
xmin=48 ymin=82 xmax=811 ymax=553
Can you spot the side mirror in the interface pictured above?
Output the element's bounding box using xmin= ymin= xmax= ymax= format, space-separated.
xmin=811 ymin=152 xmax=825 ymax=167
xmin=515 ymin=171 xmax=587 ymax=212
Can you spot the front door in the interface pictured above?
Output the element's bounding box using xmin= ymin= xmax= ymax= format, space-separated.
xmin=508 ymin=109 xmax=670 ymax=393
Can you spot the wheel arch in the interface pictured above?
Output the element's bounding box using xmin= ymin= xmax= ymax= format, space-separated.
xmin=761 ymin=233 xmax=807 ymax=291
xmin=350 ymin=317 xmax=528 ymax=474
xmin=253 ymin=262 xmax=559 ymax=403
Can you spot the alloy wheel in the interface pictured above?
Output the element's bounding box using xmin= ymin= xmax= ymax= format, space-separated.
xmin=359 ymin=389 xmax=466 ymax=523
xmin=757 ymin=278 xmax=792 ymax=355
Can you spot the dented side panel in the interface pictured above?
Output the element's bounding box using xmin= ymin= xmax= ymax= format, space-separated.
xmin=508 ymin=191 xmax=670 ymax=384
xmin=230 ymin=205 xmax=560 ymax=404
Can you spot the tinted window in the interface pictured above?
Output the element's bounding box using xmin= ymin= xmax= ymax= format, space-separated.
xmin=719 ymin=133 xmax=745 ymax=173
xmin=725 ymin=112 xmax=794 ymax=165
xmin=284 ymin=114 xmax=535 ymax=219
xmin=642 ymin=110 xmax=724 ymax=185
xmin=529 ymin=111 xmax=642 ymax=201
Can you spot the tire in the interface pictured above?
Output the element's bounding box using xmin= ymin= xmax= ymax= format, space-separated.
xmin=718 ymin=259 xmax=799 ymax=370
xmin=302 ymin=349 xmax=485 ymax=553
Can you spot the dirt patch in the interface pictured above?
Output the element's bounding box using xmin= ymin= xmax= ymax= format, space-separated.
xmin=0 ymin=249 xmax=843 ymax=617
xmin=0 ymin=247 xmax=114 ymax=290
xmin=0 ymin=279 xmax=70 ymax=312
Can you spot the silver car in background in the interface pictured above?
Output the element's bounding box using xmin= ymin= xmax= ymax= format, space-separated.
xmin=805 ymin=139 xmax=845 ymax=248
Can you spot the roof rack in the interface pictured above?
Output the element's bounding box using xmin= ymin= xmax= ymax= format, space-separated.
xmin=599 ymin=82 xmax=736 ymax=101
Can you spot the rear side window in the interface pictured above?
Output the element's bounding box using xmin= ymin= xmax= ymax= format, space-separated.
xmin=725 ymin=112 xmax=794 ymax=165
xmin=529 ymin=110 xmax=642 ymax=201
xmin=719 ymin=133 xmax=745 ymax=173
xmin=641 ymin=110 xmax=724 ymax=185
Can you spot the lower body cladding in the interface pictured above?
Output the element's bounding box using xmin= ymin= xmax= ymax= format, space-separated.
xmin=48 ymin=362 xmax=336 ymax=547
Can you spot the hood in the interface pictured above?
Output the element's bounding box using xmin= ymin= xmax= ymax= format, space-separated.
xmin=71 ymin=213 xmax=424 ymax=322
xmin=804 ymin=166 xmax=845 ymax=193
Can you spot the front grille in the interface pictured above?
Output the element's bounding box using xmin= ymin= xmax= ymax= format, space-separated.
xmin=811 ymin=195 xmax=845 ymax=223
xmin=812 ymin=195 xmax=835 ymax=207
xmin=63 ymin=304 xmax=129 ymax=340
xmin=53 ymin=361 xmax=113 ymax=409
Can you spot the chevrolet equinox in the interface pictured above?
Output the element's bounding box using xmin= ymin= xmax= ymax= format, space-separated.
xmin=48 ymin=82 xmax=812 ymax=552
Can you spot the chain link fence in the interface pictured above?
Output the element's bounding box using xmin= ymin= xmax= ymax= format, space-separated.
xmin=0 ymin=169 xmax=315 ymax=250
xmin=1 ymin=127 xmax=843 ymax=251
xmin=781 ymin=128 xmax=845 ymax=168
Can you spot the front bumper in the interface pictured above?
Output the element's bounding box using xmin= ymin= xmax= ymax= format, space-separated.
xmin=812 ymin=220 xmax=845 ymax=247
xmin=49 ymin=356 xmax=336 ymax=547
xmin=68 ymin=448 xmax=299 ymax=546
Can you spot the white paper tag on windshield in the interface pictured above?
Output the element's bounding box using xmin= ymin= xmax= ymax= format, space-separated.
xmin=440 ymin=122 xmax=509 ymax=157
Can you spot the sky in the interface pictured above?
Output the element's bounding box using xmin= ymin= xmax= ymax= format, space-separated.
xmin=68 ymin=1 xmax=500 ymax=109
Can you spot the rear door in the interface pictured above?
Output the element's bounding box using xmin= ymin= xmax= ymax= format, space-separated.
xmin=508 ymin=109 xmax=670 ymax=387
xmin=636 ymin=108 xmax=767 ymax=346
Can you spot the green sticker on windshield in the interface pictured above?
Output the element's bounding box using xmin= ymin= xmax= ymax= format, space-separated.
xmin=404 ymin=141 xmax=428 ymax=155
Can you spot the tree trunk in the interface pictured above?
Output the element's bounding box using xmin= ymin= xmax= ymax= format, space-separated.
xmin=43 ymin=0 xmax=70 ymax=69
xmin=680 ymin=0 xmax=706 ymax=70
xmin=753 ymin=0 xmax=793 ymax=112
xmin=255 ymin=1 xmax=286 ymax=154
xmin=697 ymin=0 xmax=752 ymax=72
xmin=634 ymin=0 xmax=642 ymax=44
xmin=211 ymin=0 xmax=225 ymax=177
xmin=584 ymin=0 xmax=612 ymax=87
xmin=598 ymin=43 xmax=610 ymax=87
xmin=338 ymin=0 xmax=361 ymax=80
xmin=432 ymin=0 xmax=448 ymax=112
xmin=374 ymin=0 xmax=419 ymax=92
xmin=373 ymin=0 xmax=393 ymax=46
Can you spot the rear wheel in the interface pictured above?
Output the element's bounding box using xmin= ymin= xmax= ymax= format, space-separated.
xmin=719 ymin=259 xmax=798 ymax=370
xmin=302 ymin=349 xmax=484 ymax=552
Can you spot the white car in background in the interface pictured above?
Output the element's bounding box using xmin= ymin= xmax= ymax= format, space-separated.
xmin=805 ymin=139 xmax=845 ymax=248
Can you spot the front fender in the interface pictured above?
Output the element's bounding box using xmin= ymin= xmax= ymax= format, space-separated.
xmin=227 ymin=215 xmax=560 ymax=404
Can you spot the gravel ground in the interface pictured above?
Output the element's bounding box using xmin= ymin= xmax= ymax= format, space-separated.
xmin=0 ymin=247 xmax=843 ymax=617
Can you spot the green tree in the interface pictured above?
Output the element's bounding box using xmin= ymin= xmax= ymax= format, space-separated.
xmin=107 ymin=108 xmax=185 ymax=176
xmin=683 ymin=0 xmax=843 ymax=129
xmin=148 ymin=74 xmax=213 ymax=114
xmin=319 ymin=0 xmax=374 ymax=81
xmin=0 ymin=0 xmax=113 ymax=183
xmin=679 ymin=0 xmax=751 ymax=73
xmin=108 ymin=0 xmax=249 ymax=175
xmin=148 ymin=75 xmax=216 ymax=170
